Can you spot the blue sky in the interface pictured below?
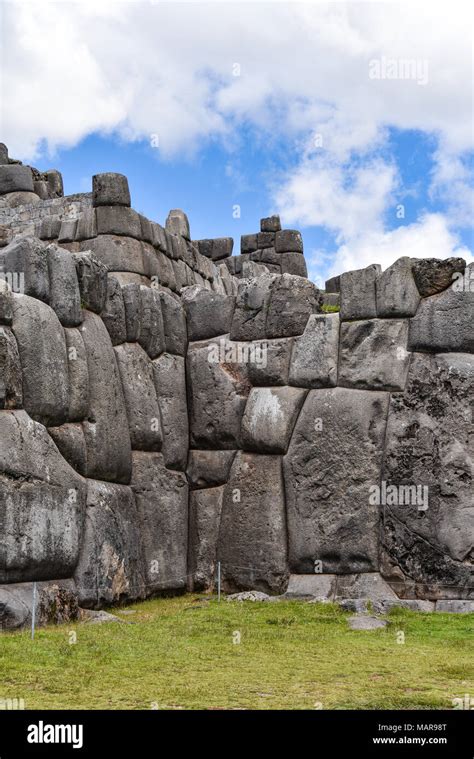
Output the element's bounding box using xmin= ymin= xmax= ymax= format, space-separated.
xmin=3 ymin=1 xmax=473 ymax=286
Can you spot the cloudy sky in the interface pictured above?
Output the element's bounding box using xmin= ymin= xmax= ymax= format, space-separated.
xmin=1 ymin=0 xmax=472 ymax=285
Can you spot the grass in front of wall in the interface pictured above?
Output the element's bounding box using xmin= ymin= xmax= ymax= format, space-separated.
xmin=0 ymin=595 xmax=472 ymax=710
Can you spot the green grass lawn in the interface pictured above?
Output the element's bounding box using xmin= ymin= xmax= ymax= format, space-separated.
xmin=1 ymin=595 xmax=472 ymax=710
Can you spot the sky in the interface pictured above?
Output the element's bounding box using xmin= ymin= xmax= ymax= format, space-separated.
xmin=1 ymin=0 xmax=472 ymax=287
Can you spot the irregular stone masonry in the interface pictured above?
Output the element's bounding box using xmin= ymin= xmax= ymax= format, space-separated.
xmin=0 ymin=145 xmax=472 ymax=628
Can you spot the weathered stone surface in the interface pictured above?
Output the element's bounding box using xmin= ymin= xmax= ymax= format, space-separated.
xmin=284 ymin=574 xmax=337 ymax=599
xmin=188 ymin=487 xmax=224 ymax=590
xmin=46 ymin=243 xmax=82 ymax=327
xmin=12 ymin=294 xmax=69 ymax=426
xmin=381 ymin=352 xmax=474 ymax=599
xmin=74 ymin=480 xmax=146 ymax=608
xmin=376 ymin=257 xmax=420 ymax=317
xmin=435 ymin=600 xmax=474 ymax=613
xmin=95 ymin=207 xmax=142 ymax=239
xmin=44 ymin=169 xmax=63 ymax=198
xmin=82 ymin=234 xmax=146 ymax=275
xmin=322 ymin=292 xmax=340 ymax=308
xmin=186 ymin=450 xmax=236 ymax=489
xmin=0 ymin=165 xmax=34 ymax=194
xmin=130 ymin=452 xmax=188 ymax=592
xmin=217 ymin=452 xmax=288 ymax=593
xmin=3 ymin=191 xmax=40 ymax=207
xmin=284 ymin=388 xmax=389 ymax=573
xmin=75 ymin=208 xmax=97 ymax=241
xmin=0 ymin=410 xmax=86 ymax=583
xmin=152 ymin=353 xmax=187 ymax=470
xmin=121 ymin=282 xmax=141 ymax=342
xmin=64 ymin=327 xmax=89 ymax=422
xmin=182 ymin=285 xmax=235 ymax=341
xmin=138 ymin=286 xmax=165 ymax=359
xmin=58 ymin=218 xmax=78 ymax=244
xmin=325 ymin=275 xmax=341 ymax=293
xmin=114 ymin=342 xmax=162 ymax=451
xmin=241 ymin=386 xmax=307 ymax=454
xmin=411 ymin=257 xmax=466 ymax=297
xmin=340 ymin=264 xmax=381 ymax=321
xmin=280 ymin=251 xmax=308 ymax=277
xmin=2 ymin=235 xmax=49 ymax=303
xmin=101 ymin=275 xmax=127 ymax=346
xmin=348 ymin=615 xmax=387 ymax=630
xmin=79 ymin=311 xmax=131 ymax=483
xmin=0 ymin=326 xmax=22 ymax=409
xmin=159 ymin=290 xmax=187 ymax=356
xmin=245 ymin=338 xmax=292 ymax=386
xmin=0 ymin=280 xmax=13 ymax=325
xmin=336 ymin=573 xmax=398 ymax=601
xmin=92 ymin=173 xmax=131 ymax=207
xmin=48 ymin=423 xmax=87 ymax=476
xmin=274 ymin=229 xmax=303 ymax=253
xmin=166 ymin=209 xmax=190 ymax=240
xmin=289 ymin=313 xmax=339 ymax=388
xmin=260 ymin=215 xmax=281 ymax=232
xmin=196 ymin=238 xmax=233 ymax=261
xmin=230 ymin=274 xmax=276 ymax=341
xmin=408 ymin=266 xmax=474 ymax=353
xmin=241 ymin=234 xmax=258 ymax=254
xmin=257 ymin=232 xmax=275 ymax=249
xmin=266 ymin=274 xmax=322 ymax=338
xmin=0 ymin=579 xmax=78 ymax=630
xmin=338 ymin=319 xmax=411 ymax=391
xmin=72 ymin=251 xmax=108 ymax=314
xmin=187 ymin=336 xmax=251 ymax=449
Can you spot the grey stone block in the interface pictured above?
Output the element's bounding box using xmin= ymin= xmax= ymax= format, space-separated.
xmin=2 ymin=235 xmax=49 ymax=303
xmin=412 ymin=257 xmax=466 ymax=297
xmin=240 ymin=234 xmax=258 ymax=254
xmin=95 ymin=206 xmax=142 ymax=239
xmin=75 ymin=209 xmax=97 ymax=241
xmin=280 ymin=251 xmax=308 ymax=277
xmin=266 ymin=274 xmax=322 ymax=338
xmin=289 ymin=313 xmax=339 ymax=388
xmin=0 ymin=165 xmax=34 ymax=194
xmin=58 ymin=218 xmax=78 ymax=243
xmin=92 ymin=173 xmax=131 ymax=207
xmin=0 ymin=410 xmax=87 ymax=583
xmin=114 ymin=342 xmax=162 ymax=451
xmin=101 ymin=275 xmax=127 ymax=346
xmin=121 ymin=283 xmax=141 ymax=342
xmin=376 ymin=257 xmax=420 ymax=317
xmin=435 ymin=600 xmax=474 ymax=613
xmin=217 ymin=452 xmax=288 ymax=593
xmin=260 ymin=215 xmax=281 ymax=232
xmin=82 ymin=234 xmax=146 ymax=275
xmin=138 ymin=286 xmax=165 ymax=359
xmin=186 ymin=450 xmax=236 ymax=489
xmin=159 ymin=290 xmax=187 ymax=356
xmin=74 ymin=480 xmax=146 ymax=608
xmin=165 ymin=209 xmax=190 ymax=240
xmin=230 ymin=273 xmax=277 ymax=341
xmin=12 ymin=294 xmax=69 ymax=427
xmin=340 ymin=264 xmax=381 ymax=320
xmin=338 ymin=319 xmax=411 ymax=391
xmin=48 ymin=423 xmax=87 ymax=476
xmin=257 ymin=232 xmax=275 ymax=249
xmin=130 ymin=452 xmax=188 ymax=592
xmin=0 ymin=326 xmax=22 ymax=409
xmin=188 ymin=486 xmax=224 ymax=591
xmin=325 ymin=275 xmax=341 ymax=293
xmin=284 ymin=387 xmax=390 ymax=573
xmin=241 ymin=386 xmax=307 ymax=454
xmin=275 ymin=229 xmax=303 ymax=253
xmin=0 ymin=280 xmax=13 ymax=325
xmin=152 ymin=353 xmax=188 ymax=470
xmin=46 ymin=243 xmax=82 ymax=327
xmin=182 ymin=285 xmax=235 ymax=341
xmin=0 ymin=579 xmax=78 ymax=630
xmin=72 ymin=251 xmax=108 ymax=314
xmin=247 ymin=337 xmax=293 ymax=386
xmin=64 ymin=328 xmax=89 ymax=422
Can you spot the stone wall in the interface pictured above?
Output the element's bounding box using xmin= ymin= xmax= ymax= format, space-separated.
xmin=0 ymin=147 xmax=472 ymax=628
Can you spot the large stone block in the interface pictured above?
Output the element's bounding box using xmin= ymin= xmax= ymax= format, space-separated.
xmin=95 ymin=207 xmax=142 ymax=239
xmin=46 ymin=243 xmax=83 ymax=327
xmin=72 ymin=251 xmax=108 ymax=314
xmin=79 ymin=311 xmax=132 ymax=483
xmin=0 ymin=579 xmax=78 ymax=631
xmin=114 ymin=342 xmax=163 ymax=451
xmin=187 ymin=336 xmax=251 ymax=449
xmin=166 ymin=209 xmax=190 ymax=240
xmin=260 ymin=215 xmax=281 ymax=232
xmin=64 ymin=328 xmax=89 ymax=422
xmin=74 ymin=480 xmax=146 ymax=608
xmin=12 ymin=294 xmax=69 ymax=426
xmin=2 ymin=235 xmax=49 ymax=303
xmin=0 ymin=410 xmax=86 ymax=583
xmin=217 ymin=452 xmax=288 ymax=593
xmin=274 ymin=229 xmax=303 ymax=253
xmin=284 ymin=387 xmax=390 ymax=573
xmin=247 ymin=337 xmax=293 ymax=386
xmin=266 ymin=274 xmax=322 ymax=338
xmin=289 ymin=313 xmax=339 ymax=388
xmin=152 ymin=353 xmax=187 ymax=470
xmin=411 ymin=257 xmax=466 ymax=297
xmin=188 ymin=487 xmax=224 ymax=590
xmin=241 ymin=386 xmax=307 ymax=454
xmin=381 ymin=352 xmax=474 ymax=599
xmin=48 ymin=423 xmax=87 ymax=476
xmin=0 ymin=326 xmax=22 ymax=409
xmin=121 ymin=282 xmax=141 ymax=342
xmin=408 ymin=265 xmax=474 ymax=353
xmin=130 ymin=452 xmax=188 ymax=592
xmin=81 ymin=234 xmax=146 ymax=275
xmin=186 ymin=450 xmax=236 ymax=489
xmin=0 ymin=280 xmax=13 ymax=325
xmin=280 ymin=251 xmax=308 ymax=277
xmin=159 ymin=290 xmax=187 ymax=356
xmin=101 ymin=275 xmax=127 ymax=346
xmin=138 ymin=286 xmax=165 ymax=359
xmin=376 ymin=257 xmax=420 ymax=317
xmin=230 ymin=274 xmax=276 ymax=341
xmin=0 ymin=165 xmax=34 ymax=194
xmin=338 ymin=319 xmax=411 ymax=391
xmin=182 ymin=285 xmax=235 ymax=341
xmin=92 ymin=173 xmax=131 ymax=207
xmin=340 ymin=264 xmax=381 ymax=320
